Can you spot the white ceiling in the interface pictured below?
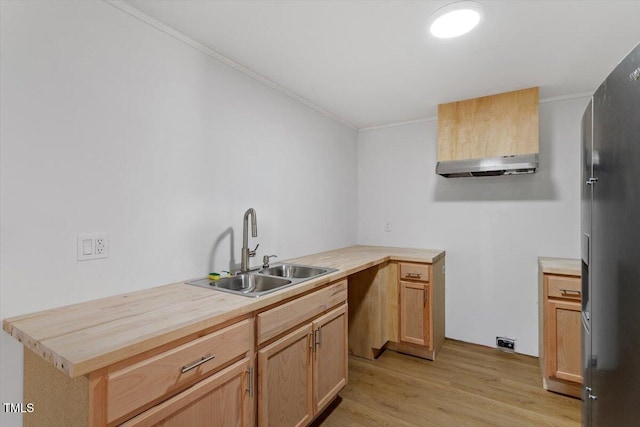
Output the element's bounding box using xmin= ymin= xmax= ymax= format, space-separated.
xmin=123 ymin=0 xmax=640 ymax=129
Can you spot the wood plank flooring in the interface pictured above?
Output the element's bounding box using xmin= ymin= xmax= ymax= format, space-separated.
xmin=313 ymin=339 xmax=581 ymax=427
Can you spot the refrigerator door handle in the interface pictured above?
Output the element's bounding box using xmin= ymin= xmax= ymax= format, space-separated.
xmin=581 ymin=233 xmax=590 ymax=265
xmin=582 ymin=311 xmax=590 ymax=332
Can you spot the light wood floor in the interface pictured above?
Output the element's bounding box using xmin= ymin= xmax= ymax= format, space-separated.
xmin=313 ymin=339 xmax=581 ymax=427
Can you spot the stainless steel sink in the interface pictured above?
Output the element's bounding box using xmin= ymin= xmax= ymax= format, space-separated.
xmin=187 ymin=274 xmax=292 ymax=298
xmin=186 ymin=263 xmax=337 ymax=297
xmin=259 ymin=264 xmax=329 ymax=279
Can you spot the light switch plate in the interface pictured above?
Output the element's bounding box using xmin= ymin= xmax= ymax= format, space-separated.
xmin=77 ymin=233 xmax=109 ymax=261
xmin=82 ymin=239 xmax=93 ymax=255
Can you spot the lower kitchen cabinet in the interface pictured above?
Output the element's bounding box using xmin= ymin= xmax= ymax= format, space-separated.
xmin=106 ymin=319 xmax=254 ymax=424
xmin=258 ymin=323 xmax=314 ymax=427
xmin=399 ymin=281 xmax=430 ymax=347
xmin=21 ymin=317 xmax=255 ymax=427
xmin=312 ymin=304 xmax=348 ymax=414
xmin=546 ymin=299 xmax=582 ymax=383
xmin=539 ymin=257 xmax=582 ymax=398
xmin=121 ymin=358 xmax=253 ymax=427
xmin=257 ymin=303 xmax=348 ymax=427
xmin=12 ymin=251 xmax=444 ymax=427
xmin=387 ymin=258 xmax=445 ymax=360
xmin=346 ymin=256 xmax=446 ymax=362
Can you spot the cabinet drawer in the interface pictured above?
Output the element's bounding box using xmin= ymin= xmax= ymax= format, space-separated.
xmin=257 ymin=280 xmax=347 ymax=346
xmin=399 ymin=263 xmax=430 ymax=282
xmin=547 ymin=275 xmax=581 ymax=300
xmin=107 ymin=318 xmax=252 ymax=424
xmin=120 ymin=357 xmax=251 ymax=427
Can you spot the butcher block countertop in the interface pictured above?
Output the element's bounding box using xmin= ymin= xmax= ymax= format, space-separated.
xmin=538 ymin=257 xmax=581 ymax=276
xmin=3 ymin=245 xmax=444 ymax=378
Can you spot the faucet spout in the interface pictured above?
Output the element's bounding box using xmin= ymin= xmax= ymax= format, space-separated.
xmin=241 ymin=208 xmax=258 ymax=272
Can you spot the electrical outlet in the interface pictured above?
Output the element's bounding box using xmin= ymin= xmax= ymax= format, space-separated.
xmin=384 ymin=221 xmax=392 ymax=232
xmin=496 ymin=336 xmax=515 ymax=352
xmin=95 ymin=237 xmax=106 ymax=255
xmin=77 ymin=233 xmax=109 ymax=261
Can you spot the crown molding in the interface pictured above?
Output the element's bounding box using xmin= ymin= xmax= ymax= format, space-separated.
xmin=105 ymin=0 xmax=358 ymax=130
xmin=359 ymin=116 xmax=438 ymax=132
xmin=538 ymin=91 xmax=592 ymax=104
xmin=104 ymin=2 xmax=595 ymax=134
xmin=359 ymin=91 xmax=593 ymax=132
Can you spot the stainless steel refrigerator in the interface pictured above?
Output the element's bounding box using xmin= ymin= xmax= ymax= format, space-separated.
xmin=581 ymin=42 xmax=640 ymax=426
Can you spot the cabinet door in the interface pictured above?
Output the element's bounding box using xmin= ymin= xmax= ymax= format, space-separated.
xmin=400 ymin=281 xmax=430 ymax=347
xmin=548 ymin=300 xmax=582 ymax=383
xmin=120 ymin=358 xmax=252 ymax=427
xmin=258 ymin=324 xmax=313 ymax=427
xmin=312 ymin=304 xmax=348 ymax=414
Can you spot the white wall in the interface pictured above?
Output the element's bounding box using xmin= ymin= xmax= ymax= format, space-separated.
xmin=0 ymin=2 xmax=357 ymax=425
xmin=358 ymin=96 xmax=586 ymax=356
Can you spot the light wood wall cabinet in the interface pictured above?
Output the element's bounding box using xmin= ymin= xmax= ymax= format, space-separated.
xmin=438 ymin=87 xmax=539 ymax=161
xmin=257 ymin=280 xmax=348 ymax=427
xmin=539 ymin=258 xmax=582 ymax=398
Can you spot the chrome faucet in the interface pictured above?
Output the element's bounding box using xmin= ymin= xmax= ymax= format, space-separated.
xmin=241 ymin=208 xmax=258 ymax=272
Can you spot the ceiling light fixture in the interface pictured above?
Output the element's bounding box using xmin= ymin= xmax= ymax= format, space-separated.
xmin=427 ymin=1 xmax=484 ymax=39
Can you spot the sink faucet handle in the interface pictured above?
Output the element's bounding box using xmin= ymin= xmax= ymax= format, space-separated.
xmin=262 ymin=255 xmax=277 ymax=268
xmin=249 ymin=243 xmax=260 ymax=257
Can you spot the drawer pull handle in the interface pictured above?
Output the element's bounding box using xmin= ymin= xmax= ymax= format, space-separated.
xmin=181 ymin=354 xmax=216 ymax=373
xmin=406 ymin=272 xmax=422 ymax=278
xmin=560 ymin=288 xmax=581 ymax=295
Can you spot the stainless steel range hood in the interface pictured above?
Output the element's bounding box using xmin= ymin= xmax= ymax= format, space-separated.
xmin=436 ymin=153 xmax=538 ymax=178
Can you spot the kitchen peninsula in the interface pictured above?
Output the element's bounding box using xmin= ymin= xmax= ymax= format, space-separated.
xmin=3 ymin=245 xmax=445 ymax=426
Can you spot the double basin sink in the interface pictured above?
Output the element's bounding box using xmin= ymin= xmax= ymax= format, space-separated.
xmin=186 ymin=264 xmax=337 ymax=297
